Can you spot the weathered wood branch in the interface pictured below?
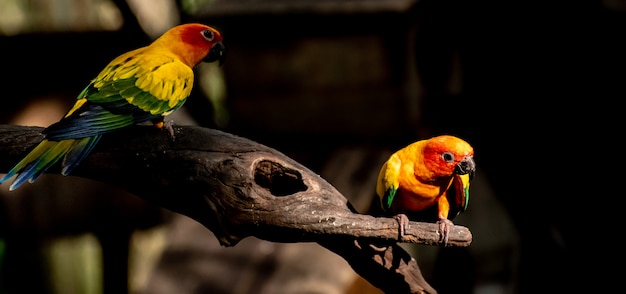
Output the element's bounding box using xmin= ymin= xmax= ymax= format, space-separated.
xmin=0 ymin=125 xmax=472 ymax=294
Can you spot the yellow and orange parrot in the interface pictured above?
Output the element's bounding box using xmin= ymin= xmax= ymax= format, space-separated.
xmin=371 ymin=135 xmax=475 ymax=245
xmin=0 ymin=23 xmax=225 ymax=191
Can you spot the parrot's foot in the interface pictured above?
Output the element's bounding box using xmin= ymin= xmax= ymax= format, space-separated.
xmin=393 ymin=213 xmax=410 ymax=240
xmin=163 ymin=120 xmax=176 ymax=141
xmin=437 ymin=218 xmax=454 ymax=246
xmin=153 ymin=120 xmax=176 ymax=141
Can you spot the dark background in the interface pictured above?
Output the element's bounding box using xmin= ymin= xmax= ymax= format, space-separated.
xmin=1 ymin=0 xmax=623 ymax=293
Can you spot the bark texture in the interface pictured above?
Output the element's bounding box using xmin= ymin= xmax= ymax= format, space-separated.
xmin=0 ymin=125 xmax=473 ymax=293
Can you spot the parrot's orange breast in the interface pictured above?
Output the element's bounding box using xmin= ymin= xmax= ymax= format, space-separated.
xmin=391 ymin=172 xmax=453 ymax=213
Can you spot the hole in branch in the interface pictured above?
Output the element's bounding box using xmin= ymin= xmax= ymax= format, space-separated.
xmin=254 ymin=160 xmax=307 ymax=196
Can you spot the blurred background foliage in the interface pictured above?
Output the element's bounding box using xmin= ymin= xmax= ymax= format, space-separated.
xmin=1 ymin=0 xmax=625 ymax=293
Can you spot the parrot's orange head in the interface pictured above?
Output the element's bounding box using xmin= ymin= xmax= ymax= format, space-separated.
xmin=422 ymin=135 xmax=475 ymax=180
xmin=154 ymin=23 xmax=225 ymax=67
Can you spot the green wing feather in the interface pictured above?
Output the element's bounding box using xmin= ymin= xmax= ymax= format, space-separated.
xmin=447 ymin=174 xmax=471 ymax=219
xmin=376 ymin=156 xmax=401 ymax=212
xmin=382 ymin=187 xmax=397 ymax=211
xmin=92 ymin=49 xmax=194 ymax=115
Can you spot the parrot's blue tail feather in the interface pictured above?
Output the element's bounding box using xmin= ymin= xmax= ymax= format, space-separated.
xmin=14 ymin=142 xmax=69 ymax=187
xmin=61 ymin=135 xmax=101 ymax=176
xmin=0 ymin=136 xmax=99 ymax=191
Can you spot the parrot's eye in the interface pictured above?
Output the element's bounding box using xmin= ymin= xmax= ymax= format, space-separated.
xmin=202 ymin=29 xmax=214 ymax=41
xmin=442 ymin=152 xmax=455 ymax=163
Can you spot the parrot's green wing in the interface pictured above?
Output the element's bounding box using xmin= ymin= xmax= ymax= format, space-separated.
xmin=447 ymin=173 xmax=471 ymax=219
xmin=376 ymin=154 xmax=402 ymax=212
xmin=382 ymin=187 xmax=397 ymax=212
xmin=44 ymin=52 xmax=194 ymax=141
xmin=90 ymin=50 xmax=194 ymax=115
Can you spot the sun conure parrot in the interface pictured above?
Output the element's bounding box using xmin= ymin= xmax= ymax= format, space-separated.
xmin=0 ymin=23 xmax=225 ymax=191
xmin=370 ymin=135 xmax=475 ymax=245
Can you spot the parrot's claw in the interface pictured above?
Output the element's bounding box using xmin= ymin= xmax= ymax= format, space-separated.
xmin=393 ymin=214 xmax=410 ymax=240
xmin=437 ymin=218 xmax=454 ymax=246
xmin=153 ymin=119 xmax=176 ymax=141
xmin=163 ymin=120 xmax=176 ymax=141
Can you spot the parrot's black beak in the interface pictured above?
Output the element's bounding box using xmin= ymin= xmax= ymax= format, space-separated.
xmin=204 ymin=42 xmax=225 ymax=66
xmin=454 ymin=156 xmax=475 ymax=180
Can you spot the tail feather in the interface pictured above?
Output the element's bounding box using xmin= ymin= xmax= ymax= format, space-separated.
xmin=0 ymin=140 xmax=59 ymax=185
xmin=61 ymin=135 xmax=101 ymax=176
xmin=26 ymin=140 xmax=77 ymax=183
xmin=0 ymin=137 xmax=99 ymax=191
xmin=12 ymin=150 xmax=66 ymax=189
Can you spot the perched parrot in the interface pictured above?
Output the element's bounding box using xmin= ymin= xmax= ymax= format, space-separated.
xmin=0 ymin=23 xmax=225 ymax=191
xmin=370 ymin=135 xmax=475 ymax=245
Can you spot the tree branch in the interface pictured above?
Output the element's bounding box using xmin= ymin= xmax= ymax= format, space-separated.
xmin=0 ymin=125 xmax=472 ymax=294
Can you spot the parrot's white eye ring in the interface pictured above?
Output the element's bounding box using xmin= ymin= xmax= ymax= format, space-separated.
xmin=202 ymin=29 xmax=214 ymax=41
xmin=442 ymin=152 xmax=454 ymax=163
